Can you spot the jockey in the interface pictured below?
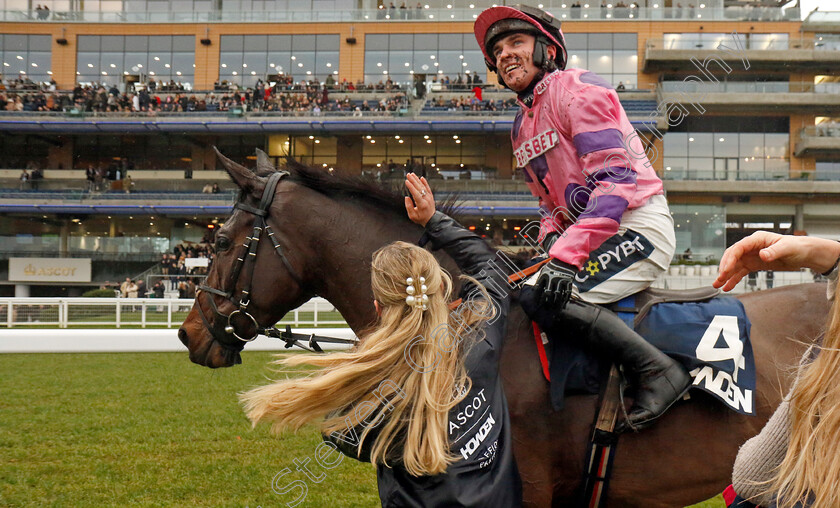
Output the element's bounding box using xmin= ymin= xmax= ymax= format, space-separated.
xmin=474 ymin=4 xmax=690 ymax=430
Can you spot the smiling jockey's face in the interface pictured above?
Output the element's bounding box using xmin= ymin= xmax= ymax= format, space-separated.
xmin=492 ymin=32 xmax=556 ymax=93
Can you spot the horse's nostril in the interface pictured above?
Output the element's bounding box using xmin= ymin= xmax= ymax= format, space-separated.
xmin=178 ymin=327 xmax=189 ymax=347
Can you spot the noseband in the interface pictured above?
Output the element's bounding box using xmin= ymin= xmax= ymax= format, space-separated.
xmin=197 ymin=171 xmax=304 ymax=343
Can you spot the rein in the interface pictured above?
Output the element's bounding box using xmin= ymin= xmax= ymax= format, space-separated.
xmin=195 ymin=170 xmax=357 ymax=350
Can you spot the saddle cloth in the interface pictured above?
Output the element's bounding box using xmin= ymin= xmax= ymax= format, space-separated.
xmin=530 ymin=291 xmax=756 ymax=416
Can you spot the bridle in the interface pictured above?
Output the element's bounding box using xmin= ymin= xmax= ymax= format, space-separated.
xmin=196 ymin=171 xmax=304 ymax=343
xmin=193 ymin=169 xmax=359 ymax=352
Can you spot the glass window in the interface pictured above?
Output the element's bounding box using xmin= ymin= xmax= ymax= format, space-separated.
xmin=587 ymin=33 xmax=613 ymax=50
xmin=100 ymin=52 xmax=123 ymax=75
xmin=567 ymin=52 xmax=587 ymax=69
xmin=100 ymin=36 xmax=124 ymax=52
xmin=389 ymin=50 xmax=412 ymax=74
xmin=439 ymin=33 xmax=462 ymax=49
xmin=414 ymin=34 xmax=438 ymax=51
xmin=149 ymin=36 xmax=174 ymax=52
xmin=366 ymin=34 xmax=389 ymax=51
xmin=689 ymin=133 xmax=713 ymax=157
xmin=267 ymin=51 xmax=290 ymax=74
xmin=28 ymin=35 xmax=52 ymax=52
xmin=665 ymin=132 xmax=688 ymax=158
xmin=268 ymin=35 xmax=292 ymax=51
xmin=125 ymin=53 xmax=147 ymax=72
xmin=292 ymin=35 xmax=316 ymax=52
xmin=244 ymin=35 xmax=268 ymax=51
xmin=714 ymin=134 xmax=739 ymax=157
xmin=220 ymin=35 xmax=243 ymax=52
xmin=172 ymin=36 xmax=195 ymax=52
xmin=74 ymin=35 xmax=194 ymax=87
xmin=613 ymin=50 xmax=637 ymax=74
xmin=739 ymin=133 xmax=764 ymax=160
xmin=77 ymin=52 xmax=100 ymax=73
xmin=366 ymin=50 xmax=386 ymax=74
xmin=588 ymin=51 xmax=611 ymax=74
xmin=564 ymin=34 xmax=586 ymax=51
xmin=316 ymin=51 xmax=338 ymax=78
xmin=316 ymin=34 xmax=339 ymax=51
xmin=125 ymin=36 xmax=149 ymax=52
xmin=613 ymin=33 xmax=637 ymax=50
xmin=4 ymin=34 xmax=27 ymax=51
xmin=172 ymin=52 xmax=194 ymax=75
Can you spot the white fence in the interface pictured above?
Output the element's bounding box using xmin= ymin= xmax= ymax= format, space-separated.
xmin=0 ymin=271 xmax=822 ymax=329
xmin=0 ymin=296 xmax=346 ymax=329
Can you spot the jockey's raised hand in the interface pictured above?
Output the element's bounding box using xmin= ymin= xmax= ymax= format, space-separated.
xmin=714 ymin=232 xmax=840 ymax=292
xmin=404 ymin=173 xmax=435 ymax=226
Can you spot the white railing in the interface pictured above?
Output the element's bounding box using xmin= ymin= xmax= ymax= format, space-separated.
xmin=0 ymin=273 xmax=821 ymax=329
xmin=0 ymin=296 xmax=346 ymax=328
xmin=653 ymin=268 xmax=819 ymax=294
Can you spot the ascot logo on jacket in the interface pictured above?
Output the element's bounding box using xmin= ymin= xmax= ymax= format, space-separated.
xmin=514 ymin=129 xmax=560 ymax=168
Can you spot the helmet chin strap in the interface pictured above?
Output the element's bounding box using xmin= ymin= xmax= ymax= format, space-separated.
xmin=517 ymin=68 xmax=546 ymax=108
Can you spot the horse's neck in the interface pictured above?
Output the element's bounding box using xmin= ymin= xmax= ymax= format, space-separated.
xmin=313 ymin=204 xmax=423 ymax=333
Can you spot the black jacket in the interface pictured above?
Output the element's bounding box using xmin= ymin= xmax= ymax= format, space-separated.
xmin=325 ymin=211 xmax=521 ymax=507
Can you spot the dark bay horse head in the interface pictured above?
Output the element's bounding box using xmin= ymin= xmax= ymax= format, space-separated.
xmin=179 ymin=149 xmax=430 ymax=368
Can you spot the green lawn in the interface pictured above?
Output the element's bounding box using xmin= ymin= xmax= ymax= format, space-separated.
xmin=0 ymin=352 xmax=724 ymax=507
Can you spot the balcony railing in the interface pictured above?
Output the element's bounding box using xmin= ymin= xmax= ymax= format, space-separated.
xmin=662 ymin=168 xmax=794 ymax=181
xmin=0 ymin=5 xmax=800 ymax=24
xmin=802 ymin=125 xmax=840 ymax=138
xmin=646 ymin=37 xmax=815 ymax=52
xmin=660 ymin=81 xmax=840 ymax=94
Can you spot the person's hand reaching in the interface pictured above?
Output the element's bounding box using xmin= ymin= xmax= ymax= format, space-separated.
xmin=713 ymin=232 xmax=840 ymax=292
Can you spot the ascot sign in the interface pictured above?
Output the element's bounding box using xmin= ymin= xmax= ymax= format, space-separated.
xmin=9 ymin=258 xmax=92 ymax=283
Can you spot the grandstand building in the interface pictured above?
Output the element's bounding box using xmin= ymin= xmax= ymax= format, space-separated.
xmin=0 ymin=0 xmax=837 ymax=296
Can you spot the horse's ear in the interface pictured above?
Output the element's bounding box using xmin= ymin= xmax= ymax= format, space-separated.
xmin=214 ymin=146 xmax=261 ymax=193
xmin=255 ymin=148 xmax=275 ymax=174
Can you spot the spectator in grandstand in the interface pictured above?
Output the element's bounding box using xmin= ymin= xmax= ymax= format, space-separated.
xmin=29 ymin=167 xmax=43 ymax=190
xmin=474 ymin=5 xmax=688 ymax=431
xmin=120 ymin=277 xmax=132 ymax=298
xmin=136 ymin=279 xmax=147 ymax=298
xmin=122 ymin=174 xmax=133 ymax=193
xmin=19 ymin=169 xmax=29 ymax=190
xmin=86 ymin=166 xmax=96 ymax=191
xmin=211 ymin=183 xmax=220 ymax=193
xmin=152 ymin=281 xmax=165 ymax=298
xmin=201 ymin=183 xmax=214 ymax=193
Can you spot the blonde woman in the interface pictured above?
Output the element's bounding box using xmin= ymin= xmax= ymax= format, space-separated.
xmin=241 ymin=173 xmax=522 ymax=507
xmin=714 ymin=232 xmax=840 ymax=507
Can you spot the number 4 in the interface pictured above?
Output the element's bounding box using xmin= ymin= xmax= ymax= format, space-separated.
xmin=695 ymin=315 xmax=746 ymax=383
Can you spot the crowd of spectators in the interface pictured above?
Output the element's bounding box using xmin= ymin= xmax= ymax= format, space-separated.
xmin=377 ymin=2 xmax=425 ymax=20
xmin=0 ymin=76 xmax=410 ymax=115
xmin=426 ymin=95 xmax=517 ymax=112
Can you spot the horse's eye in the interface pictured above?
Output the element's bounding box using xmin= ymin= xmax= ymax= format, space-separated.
xmin=215 ymin=236 xmax=231 ymax=251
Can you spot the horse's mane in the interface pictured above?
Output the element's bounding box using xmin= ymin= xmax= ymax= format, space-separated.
xmin=279 ymin=158 xmax=461 ymax=220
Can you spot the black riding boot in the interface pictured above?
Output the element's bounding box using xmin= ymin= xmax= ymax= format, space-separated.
xmin=557 ymin=298 xmax=691 ymax=431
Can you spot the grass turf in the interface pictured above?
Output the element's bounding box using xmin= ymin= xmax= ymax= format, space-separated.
xmin=0 ymin=351 xmax=724 ymax=507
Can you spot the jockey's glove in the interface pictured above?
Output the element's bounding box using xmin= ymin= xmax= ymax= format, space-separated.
xmin=535 ymin=259 xmax=578 ymax=309
xmin=541 ymin=232 xmax=560 ymax=254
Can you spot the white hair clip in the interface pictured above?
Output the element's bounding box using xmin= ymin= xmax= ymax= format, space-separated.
xmin=405 ymin=276 xmax=429 ymax=311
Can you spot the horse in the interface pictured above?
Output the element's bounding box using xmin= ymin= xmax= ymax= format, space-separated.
xmin=178 ymin=151 xmax=830 ymax=507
